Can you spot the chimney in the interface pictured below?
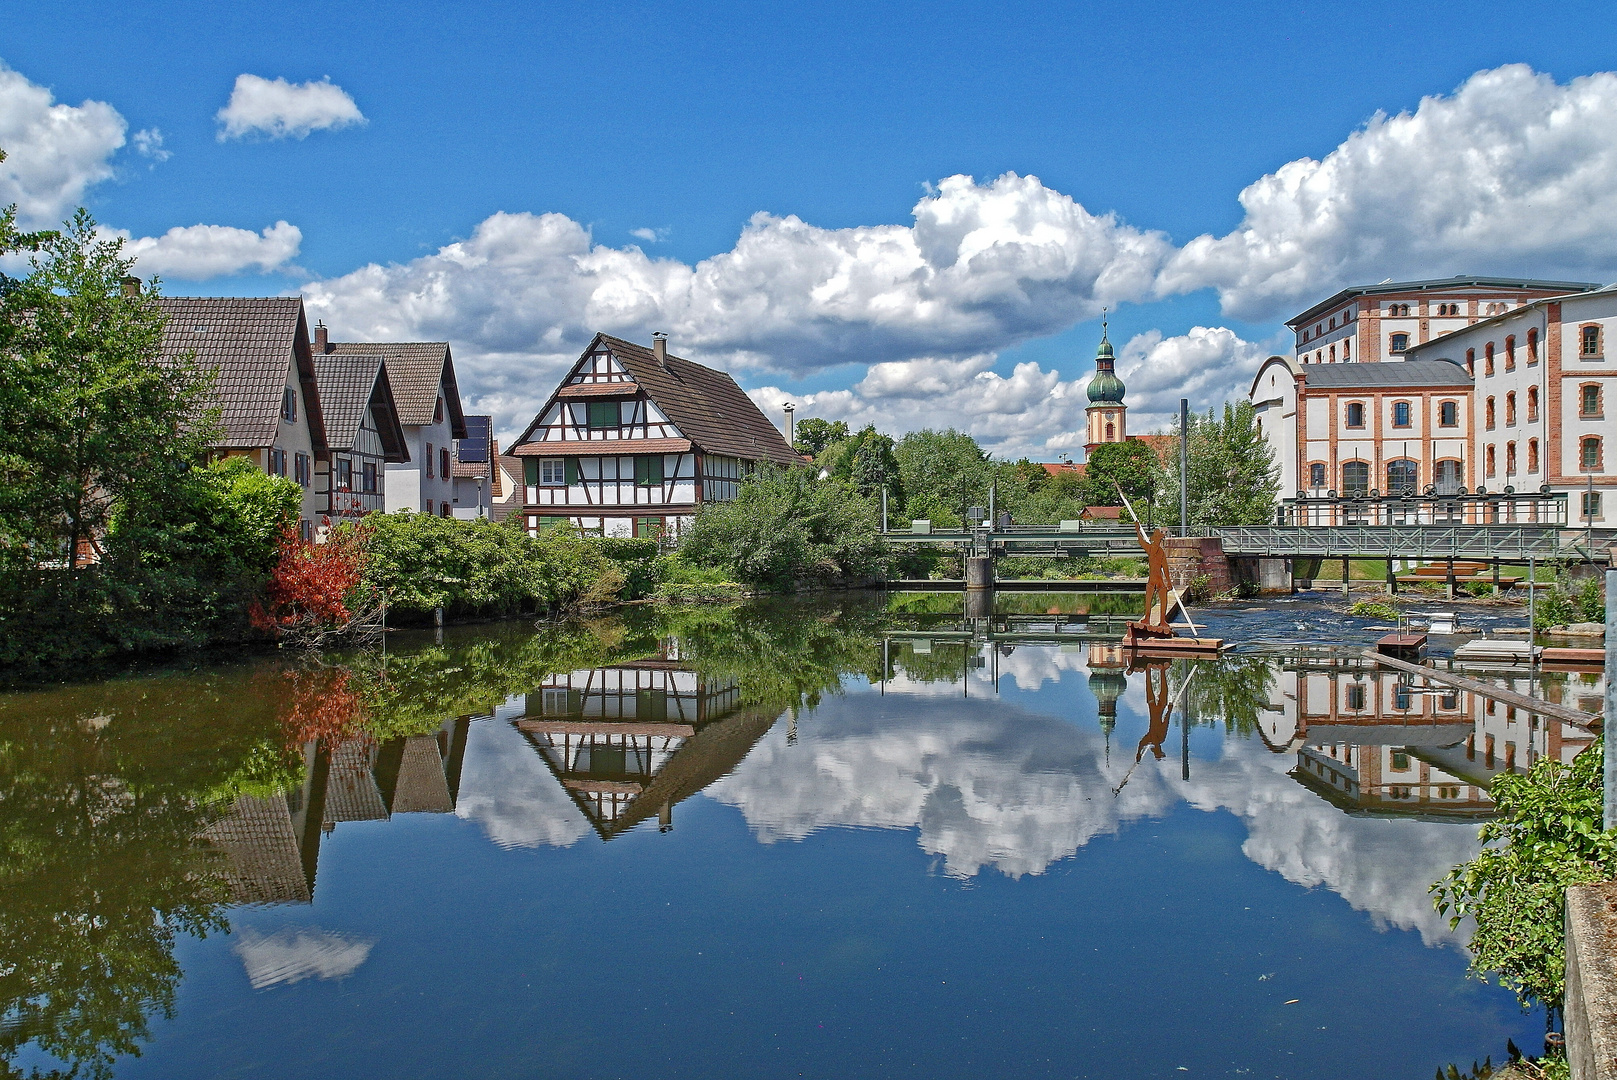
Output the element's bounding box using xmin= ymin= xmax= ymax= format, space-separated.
xmin=652 ymin=331 xmax=668 ymax=366
xmin=121 ymin=276 xmax=141 ymax=297
xmin=314 ymin=321 xmax=329 ymax=353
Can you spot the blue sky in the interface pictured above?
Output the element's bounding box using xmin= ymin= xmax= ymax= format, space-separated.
xmin=6 ymin=0 xmax=1617 ymax=455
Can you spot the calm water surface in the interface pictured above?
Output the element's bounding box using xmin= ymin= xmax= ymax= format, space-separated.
xmin=3 ymin=594 xmax=1585 ymax=1079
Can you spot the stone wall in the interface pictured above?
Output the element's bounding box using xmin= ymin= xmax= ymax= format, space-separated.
xmin=1164 ymin=537 xmax=1230 ymax=597
xmin=1566 ymin=881 xmax=1617 ymax=1080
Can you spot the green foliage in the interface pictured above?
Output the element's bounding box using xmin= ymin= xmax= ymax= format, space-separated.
xmin=1349 ymin=599 xmax=1402 ymax=621
xmin=1433 ymin=738 xmax=1617 ymax=1010
xmin=820 ymin=425 xmax=903 ymax=503
xmin=591 ymin=536 xmax=661 ymax=600
xmin=358 ymin=513 xmax=616 ymax=619
xmin=652 ymin=556 xmax=743 ymax=603
xmin=1077 ymin=439 xmax=1162 ymax=509
xmin=895 ymin=429 xmax=991 ymax=524
xmin=0 ymin=209 xmax=217 ymax=572
xmin=678 ymin=466 xmax=887 ymax=590
xmin=1532 ymin=570 xmax=1607 ymax=630
xmin=1159 ymin=400 xmax=1280 ymax=528
xmin=0 ymin=459 xmax=303 ymax=668
xmin=793 ymin=417 xmax=849 ymax=459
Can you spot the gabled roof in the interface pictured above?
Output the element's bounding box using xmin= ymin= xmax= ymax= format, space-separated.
xmin=320 ymin=341 xmax=468 ymax=438
xmin=1288 ymin=275 xmax=1603 ymax=328
xmin=312 ymin=352 xmax=410 ymax=461
xmin=1300 ymin=358 xmax=1472 ymax=389
xmin=515 ymin=334 xmax=800 ymax=466
xmin=157 ymin=296 xmax=327 ymax=452
xmin=1406 ymin=281 xmax=1617 ymax=358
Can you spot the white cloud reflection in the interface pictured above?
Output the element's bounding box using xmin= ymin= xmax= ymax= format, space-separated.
xmin=233 ymin=927 xmax=374 ymax=989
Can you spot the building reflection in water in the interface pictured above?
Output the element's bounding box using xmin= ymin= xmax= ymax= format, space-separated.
xmin=1252 ymin=655 xmax=1597 ymax=819
xmin=512 ymin=640 xmax=777 ymax=839
xmin=201 ymin=717 xmax=470 ymax=905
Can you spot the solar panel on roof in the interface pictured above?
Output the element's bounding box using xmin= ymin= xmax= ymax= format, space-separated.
xmin=458 ymin=415 xmax=491 ymax=463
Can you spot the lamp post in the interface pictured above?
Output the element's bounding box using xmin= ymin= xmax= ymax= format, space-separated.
xmin=783 ymin=402 xmax=796 ymax=447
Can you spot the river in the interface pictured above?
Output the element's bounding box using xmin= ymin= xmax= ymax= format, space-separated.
xmin=1 ymin=592 xmax=1587 ymax=1079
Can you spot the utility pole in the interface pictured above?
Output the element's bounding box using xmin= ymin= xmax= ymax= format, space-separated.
xmin=1179 ymin=398 xmax=1190 ymax=537
xmin=1605 ymin=569 xmax=1616 ymax=831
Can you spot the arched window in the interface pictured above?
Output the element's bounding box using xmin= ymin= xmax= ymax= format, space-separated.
xmin=1484 ymin=342 xmax=1495 ymax=375
xmin=1316 ymin=351 xmax=1323 ymax=364
xmin=1342 ymin=461 xmax=1370 ymax=496
xmin=1581 ymin=384 xmax=1603 ymax=418
xmin=1506 ymin=392 xmax=1516 ymax=425
xmin=1486 ymin=445 xmax=1496 ymax=476
xmin=1585 ymin=491 xmax=1604 ymax=520
xmin=1392 ymin=401 xmax=1411 ymax=427
xmin=1465 ymin=347 xmax=1476 ymax=375
xmin=1582 ymin=437 xmax=1603 ymax=471
xmin=1528 ymin=439 xmax=1539 ymax=473
xmin=1387 ymin=459 xmax=1418 ymax=495
xmin=1582 ymin=324 xmax=1603 ymax=357
xmin=1485 ymin=397 xmax=1495 ymax=428
xmin=1329 ymin=317 xmax=1336 ymax=329
xmin=1342 ymin=338 xmax=1351 ymax=360
xmin=1436 ymin=460 xmax=1462 ymax=494
xmin=1439 ymin=400 xmax=1459 ymax=426
xmin=1105 ymin=422 xmax=1115 ymax=441
xmin=1329 ymin=344 xmax=1336 ymax=362
xmin=1527 ymin=386 xmax=1539 ymax=422
xmin=1527 ymin=328 xmax=1538 ymax=362
xmin=1345 ymin=402 xmax=1365 ymax=427
xmin=1505 ymin=335 xmax=1516 ymax=369
xmin=1506 ymin=442 xmax=1517 ymax=475
xmin=1309 ymin=462 xmax=1326 ymax=487
xmin=1390 ymin=332 xmax=1409 ymax=353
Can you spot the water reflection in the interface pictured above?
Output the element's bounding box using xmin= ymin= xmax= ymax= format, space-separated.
xmin=0 ymin=595 xmax=1596 ymax=1078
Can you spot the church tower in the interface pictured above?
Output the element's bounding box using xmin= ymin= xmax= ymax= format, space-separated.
xmin=1084 ymin=321 xmax=1127 ymax=452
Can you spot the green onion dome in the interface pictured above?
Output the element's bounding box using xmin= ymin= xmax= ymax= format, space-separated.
xmin=1086 ymin=331 xmax=1126 ymax=403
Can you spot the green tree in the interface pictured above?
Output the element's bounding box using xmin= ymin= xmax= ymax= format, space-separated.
xmin=0 ymin=209 xmax=216 ymax=571
xmin=792 ymin=417 xmax=850 ymax=459
xmin=679 ymin=466 xmax=886 ymax=589
xmin=895 ymin=429 xmax=992 ymax=525
xmin=821 ymin=425 xmax=903 ymax=504
xmin=1078 ymin=439 xmax=1161 ymax=511
xmin=1160 ymin=401 xmax=1280 ymax=528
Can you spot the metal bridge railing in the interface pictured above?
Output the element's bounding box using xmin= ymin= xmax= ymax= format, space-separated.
xmin=1277 ymin=490 xmax=1568 ymax=528
xmin=1214 ymin=524 xmax=1566 ymax=559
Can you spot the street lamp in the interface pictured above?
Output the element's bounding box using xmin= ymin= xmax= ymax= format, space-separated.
xmin=783 ymin=402 xmax=796 ymax=446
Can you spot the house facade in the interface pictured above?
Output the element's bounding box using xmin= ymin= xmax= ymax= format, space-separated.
xmin=1288 ymin=276 xmax=1600 ymax=367
xmin=1251 ymin=355 xmax=1474 ymax=499
xmin=314 ymin=332 xmax=468 ymax=516
xmin=310 ymin=348 xmax=411 ymax=522
xmin=509 ymin=334 xmax=800 ymax=538
xmin=450 ymin=415 xmax=494 ymax=520
xmin=1404 ymin=286 xmax=1617 ymax=527
xmin=489 ymin=444 xmax=523 ymax=523
xmin=157 ymin=296 xmax=329 ymax=539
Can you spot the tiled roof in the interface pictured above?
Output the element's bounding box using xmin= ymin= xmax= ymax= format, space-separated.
xmin=199 ymin=793 xmax=312 ymax=905
xmin=1301 ymin=359 xmax=1473 ymax=389
xmin=511 ymin=436 xmax=693 ymax=456
xmin=515 ymin=334 xmax=800 ymax=466
xmin=1289 ymin=275 xmax=1602 ymax=326
xmin=321 ymin=341 xmax=468 ymax=437
xmin=312 ymin=352 xmax=410 ymax=460
xmin=157 ymin=296 xmax=326 ymax=451
xmin=491 ymin=454 xmax=524 ymax=521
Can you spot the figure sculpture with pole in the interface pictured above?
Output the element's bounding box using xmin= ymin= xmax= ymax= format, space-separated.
xmin=1114 ymin=482 xmax=1220 ymax=656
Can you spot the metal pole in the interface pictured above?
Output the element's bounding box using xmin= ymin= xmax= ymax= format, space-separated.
xmin=881 ymin=487 xmax=888 ymax=534
xmin=989 ymin=483 xmax=996 ymax=533
xmin=1179 ymin=398 xmax=1190 ymax=537
xmin=1605 ymin=569 xmax=1616 ymax=831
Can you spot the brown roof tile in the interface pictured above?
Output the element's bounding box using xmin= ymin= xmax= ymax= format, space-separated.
xmin=157 ymin=296 xmax=327 ymax=452
xmin=320 ymin=341 xmax=468 ymax=437
xmin=514 ymin=334 xmax=799 ymax=466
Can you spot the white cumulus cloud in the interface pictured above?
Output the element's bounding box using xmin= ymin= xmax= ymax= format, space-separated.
xmin=131 ymin=127 xmax=168 ymax=162
xmin=1160 ymin=64 xmax=1617 ymax=320
xmin=629 ymin=226 xmax=669 ymax=243
xmin=115 ymin=220 xmax=302 ymax=279
xmin=0 ymin=61 xmax=126 ymax=227
xmin=216 ymin=74 xmax=365 ymax=140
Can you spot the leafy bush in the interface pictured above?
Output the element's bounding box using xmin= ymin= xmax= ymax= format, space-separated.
xmin=251 ymin=521 xmax=384 ymax=647
xmin=1348 ymin=599 xmax=1402 ymax=621
xmin=1532 ymin=570 xmax=1606 ymax=630
xmin=652 ymin=556 xmax=742 ymax=602
xmin=1433 ymin=738 xmax=1617 ymax=1009
xmin=678 ymin=466 xmax=887 ymax=591
xmin=591 ymin=537 xmax=661 ymax=599
xmin=357 ymin=513 xmax=615 ymax=620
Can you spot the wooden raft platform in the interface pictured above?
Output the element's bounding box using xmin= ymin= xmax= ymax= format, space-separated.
xmin=1125 ymin=636 xmax=1224 ymax=657
xmin=1376 ymin=632 xmax=1427 ymax=659
xmin=1540 ymin=647 xmax=1607 ymax=672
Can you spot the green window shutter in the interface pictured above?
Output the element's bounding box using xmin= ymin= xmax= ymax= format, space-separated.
xmin=566 ymin=458 xmax=580 ymax=485
xmin=524 ymin=458 xmax=538 ymax=486
xmin=635 ymin=456 xmax=663 ymax=486
xmin=587 ymin=401 xmax=617 ymax=428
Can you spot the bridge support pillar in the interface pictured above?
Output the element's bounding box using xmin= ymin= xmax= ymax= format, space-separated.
xmin=1446 ymin=558 xmax=1457 ymax=601
xmin=1386 ymin=558 xmax=1397 ymax=595
xmin=1342 ymin=557 xmax=1351 ymax=599
xmin=964 ymin=587 xmax=994 ymax=620
xmin=965 ymin=556 xmax=994 ymax=591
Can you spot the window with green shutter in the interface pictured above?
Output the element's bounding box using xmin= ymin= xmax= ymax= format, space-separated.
xmin=524 ymin=458 xmax=538 ymax=486
xmin=566 ymin=458 xmax=580 ymax=485
xmin=634 ymin=455 xmax=663 ymax=486
xmin=587 ymin=401 xmax=619 ymax=428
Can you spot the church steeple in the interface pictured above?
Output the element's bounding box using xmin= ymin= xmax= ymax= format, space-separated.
xmin=1085 ymin=313 xmax=1127 ymax=451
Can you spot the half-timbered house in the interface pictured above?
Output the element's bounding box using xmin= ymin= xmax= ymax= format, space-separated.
xmin=311 ymin=351 xmax=411 ymax=522
xmin=509 ymin=333 xmax=801 ymax=538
